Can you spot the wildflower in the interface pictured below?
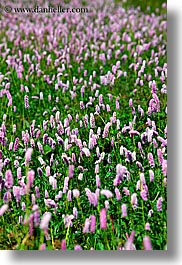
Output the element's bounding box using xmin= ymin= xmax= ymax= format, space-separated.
xmin=82 ymin=147 xmax=90 ymax=157
xmin=24 ymin=95 xmax=30 ymax=109
xmin=5 ymin=169 xmax=14 ymax=189
xmin=14 ymin=137 xmax=19 ymax=151
xmin=162 ymin=159 xmax=167 ymax=176
xmin=100 ymin=208 xmax=107 ymax=230
xmin=40 ymin=212 xmax=52 ymax=230
xmin=61 ymin=240 xmax=66 ymax=250
xmin=0 ymin=204 xmax=8 ymax=216
xmin=74 ymin=245 xmax=82 ymax=250
xmin=90 ymin=113 xmax=95 ymax=128
xmin=27 ymin=170 xmax=35 ymax=190
xmin=121 ymin=204 xmax=127 ymax=218
xmin=39 ymin=244 xmax=46 ymax=250
xmin=156 ymin=197 xmax=163 ymax=212
xmin=90 ymin=215 xmax=96 ymax=233
xmin=101 ymin=189 xmax=113 ymax=199
xmin=16 ymin=167 xmax=21 ymax=179
xmin=83 ymin=218 xmax=90 ymax=233
xmin=62 ymin=214 xmax=74 ymax=228
xmin=124 ymin=231 xmax=136 ymax=250
xmin=148 ymin=153 xmax=155 ymax=167
xmin=157 ymin=149 xmax=164 ymax=165
xmin=67 ymin=190 xmax=72 ymax=202
xmin=96 ymin=175 xmax=100 ymax=188
xmin=25 ymin=148 xmax=33 ymax=166
xmin=115 ymin=188 xmax=121 ymax=201
xmin=143 ymin=236 xmax=153 ymax=250
xmin=72 ymin=189 xmax=80 ymax=198
xmin=102 ymin=122 xmax=112 ymax=138
xmin=149 ymin=169 xmax=154 ymax=182
xmin=131 ymin=193 xmax=138 ymax=209
xmin=73 ymin=207 xmax=78 ymax=219
xmin=140 ymin=189 xmax=148 ymax=201
xmin=145 ymin=222 xmax=151 ymax=230
xmin=35 ymin=186 xmax=40 ymax=198
xmin=68 ymin=164 xmax=74 ymax=178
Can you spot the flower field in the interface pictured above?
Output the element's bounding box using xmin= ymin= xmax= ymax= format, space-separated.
xmin=0 ymin=0 xmax=167 ymax=250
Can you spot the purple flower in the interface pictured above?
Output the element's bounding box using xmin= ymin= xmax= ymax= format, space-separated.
xmin=27 ymin=170 xmax=35 ymax=190
xmin=67 ymin=190 xmax=72 ymax=202
xmin=61 ymin=240 xmax=66 ymax=250
xmin=157 ymin=149 xmax=164 ymax=165
xmin=124 ymin=231 xmax=136 ymax=250
xmin=145 ymin=222 xmax=151 ymax=230
xmin=24 ymin=95 xmax=30 ymax=109
xmin=101 ymin=189 xmax=113 ymax=199
xmin=131 ymin=193 xmax=138 ymax=209
xmin=140 ymin=189 xmax=148 ymax=201
xmin=39 ymin=244 xmax=46 ymax=250
xmin=5 ymin=169 xmax=14 ymax=189
xmin=62 ymin=214 xmax=74 ymax=228
xmin=14 ymin=137 xmax=19 ymax=151
xmin=74 ymin=245 xmax=82 ymax=251
xmin=90 ymin=215 xmax=96 ymax=233
xmin=149 ymin=169 xmax=154 ymax=182
xmin=82 ymin=148 xmax=90 ymax=157
xmin=25 ymin=148 xmax=33 ymax=166
xmin=121 ymin=204 xmax=127 ymax=218
xmin=102 ymin=122 xmax=112 ymax=138
xmin=37 ymin=167 xmax=43 ymax=177
xmin=83 ymin=218 xmax=90 ymax=233
xmin=162 ymin=159 xmax=167 ymax=176
xmin=143 ymin=236 xmax=153 ymax=250
xmin=73 ymin=207 xmax=78 ymax=219
xmin=148 ymin=153 xmax=155 ymax=167
xmin=136 ymin=161 xmax=144 ymax=171
xmin=40 ymin=212 xmax=52 ymax=231
xmin=0 ymin=204 xmax=8 ymax=216
xmin=68 ymin=165 xmax=74 ymax=178
xmin=96 ymin=175 xmax=100 ymax=188
xmin=100 ymin=208 xmax=107 ymax=230
xmin=122 ymin=187 xmax=130 ymax=196
xmin=90 ymin=113 xmax=95 ymax=128
xmin=156 ymin=197 xmax=163 ymax=212
xmin=35 ymin=186 xmax=40 ymax=198
xmin=115 ymin=188 xmax=121 ymax=201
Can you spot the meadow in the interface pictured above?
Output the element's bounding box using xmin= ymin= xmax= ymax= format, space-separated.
xmin=0 ymin=0 xmax=167 ymax=250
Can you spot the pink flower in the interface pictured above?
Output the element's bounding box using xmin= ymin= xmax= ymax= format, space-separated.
xmin=131 ymin=193 xmax=138 ymax=209
xmin=72 ymin=189 xmax=80 ymax=198
xmin=25 ymin=148 xmax=33 ymax=165
xmin=149 ymin=169 xmax=154 ymax=182
xmin=82 ymin=147 xmax=90 ymax=157
xmin=156 ymin=197 xmax=163 ymax=212
xmin=102 ymin=122 xmax=112 ymax=138
xmin=5 ymin=169 xmax=14 ymax=189
xmin=90 ymin=215 xmax=96 ymax=233
xmin=24 ymin=95 xmax=29 ymax=109
xmin=101 ymin=189 xmax=113 ymax=199
xmin=39 ymin=243 xmax=46 ymax=250
xmin=61 ymin=240 xmax=66 ymax=250
xmin=124 ymin=231 xmax=136 ymax=250
xmin=74 ymin=245 xmax=82 ymax=250
xmin=143 ymin=236 xmax=153 ymax=250
xmin=100 ymin=208 xmax=107 ymax=230
xmin=121 ymin=204 xmax=127 ymax=218
xmin=40 ymin=212 xmax=52 ymax=230
xmin=0 ymin=204 xmax=8 ymax=216
xmin=145 ymin=222 xmax=151 ymax=231
xmin=83 ymin=218 xmax=90 ymax=233
xmin=27 ymin=170 xmax=35 ymax=190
